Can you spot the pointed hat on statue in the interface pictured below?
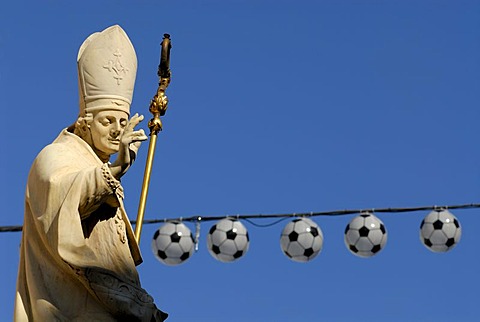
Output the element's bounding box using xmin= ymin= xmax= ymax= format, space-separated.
xmin=77 ymin=25 xmax=137 ymax=116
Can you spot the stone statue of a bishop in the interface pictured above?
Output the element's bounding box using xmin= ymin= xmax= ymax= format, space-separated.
xmin=14 ymin=25 xmax=168 ymax=321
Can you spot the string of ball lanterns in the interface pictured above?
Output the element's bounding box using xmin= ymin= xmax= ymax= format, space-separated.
xmin=149 ymin=203 xmax=478 ymax=265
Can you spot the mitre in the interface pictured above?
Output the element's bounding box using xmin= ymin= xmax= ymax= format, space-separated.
xmin=77 ymin=25 xmax=137 ymax=116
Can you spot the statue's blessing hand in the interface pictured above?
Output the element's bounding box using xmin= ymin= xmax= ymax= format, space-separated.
xmin=110 ymin=113 xmax=148 ymax=179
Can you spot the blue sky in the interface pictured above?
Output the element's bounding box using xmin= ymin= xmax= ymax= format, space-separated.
xmin=1 ymin=1 xmax=479 ymax=321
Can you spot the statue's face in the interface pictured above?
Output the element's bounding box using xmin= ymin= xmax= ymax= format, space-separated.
xmin=88 ymin=110 xmax=129 ymax=157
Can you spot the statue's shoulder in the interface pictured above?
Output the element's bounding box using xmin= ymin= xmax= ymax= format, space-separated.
xmin=35 ymin=129 xmax=90 ymax=167
xmin=31 ymin=130 xmax=90 ymax=180
xmin=37 ymin=130 xmax=76 ymax=157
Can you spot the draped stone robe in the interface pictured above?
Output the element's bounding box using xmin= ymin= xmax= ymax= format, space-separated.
xmin=14 ymin=128 xmax=165 ymax=321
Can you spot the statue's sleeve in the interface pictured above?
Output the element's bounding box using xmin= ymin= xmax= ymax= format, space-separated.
xmin=76 ymin=163 xmax=123 ymax=219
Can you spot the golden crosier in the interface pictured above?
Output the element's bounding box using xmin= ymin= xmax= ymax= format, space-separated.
xmin=134 ymin=34 xmax=172 ymax=243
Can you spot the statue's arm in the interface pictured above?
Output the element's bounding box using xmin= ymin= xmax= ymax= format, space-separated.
xmin=29 ymin=144 xmax=123 ymax=221
xmin=75 ymin=164 xmax=123 ymax=219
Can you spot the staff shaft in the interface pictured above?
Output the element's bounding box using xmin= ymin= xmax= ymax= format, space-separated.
xmin=134 ymin=131 xmax=159 ymax=243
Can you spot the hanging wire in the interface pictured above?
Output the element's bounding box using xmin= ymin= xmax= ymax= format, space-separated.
xmin=0 ymin=226 xmax=23 ymax=233
xmin=243 ymin=217 xmax=290 ymax=228
xmin=1 ymin=203 xmax=478 ymax=233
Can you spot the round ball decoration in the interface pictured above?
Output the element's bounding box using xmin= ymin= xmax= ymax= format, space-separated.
xmin=344 ymin=213 xmax=387 ymax=258
xmin=207 ymin=218 xmax=250 ymax=263
xmin=151 ymin=221 xmax=195 ymax=266
xmin=280 ymin=218 xmax=324 ymax=262
xmin=420 ymin=209 xmax=461 ymax=253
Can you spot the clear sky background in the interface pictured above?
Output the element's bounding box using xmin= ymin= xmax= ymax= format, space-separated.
xmin=1 ymin=1 xmax=479 ymax=321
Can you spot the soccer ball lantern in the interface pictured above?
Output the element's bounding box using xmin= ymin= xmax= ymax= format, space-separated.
xmin=207 ymin=218 xmax=250 ymax=262
xmin=151 ymin=221 xmax=195 ymax=266
xmin=280 ymin=218 xmax=324 ymax=262
xmin=344 ymin=213 xmax=387 ymax=258
xmin=420 ymin=209 xmax=461 ymax=253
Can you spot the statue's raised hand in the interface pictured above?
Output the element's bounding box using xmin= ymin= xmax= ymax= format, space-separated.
xmin=110 ymin=113 xmax=148 ymax=179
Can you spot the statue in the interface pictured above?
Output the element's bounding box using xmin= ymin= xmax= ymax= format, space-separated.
xmin=14 ymin=25 xmax=168 ymax=321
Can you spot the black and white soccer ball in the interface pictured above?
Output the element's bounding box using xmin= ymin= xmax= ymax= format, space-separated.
xmin=420 ymin=209 xmax=461 ymax=253
xmin=207 ymin=218 xmax=249 ymax=263
xmin=151 ymin=221 xmax=195 ymax=266
xmin=280 ymin=218 xmax=324 ymax=262
xmin=344 ymin=213 xmax=387 ymax=258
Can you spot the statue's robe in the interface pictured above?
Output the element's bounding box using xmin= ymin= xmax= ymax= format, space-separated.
xmin=14 ymin=128 xmax=166 ymax=321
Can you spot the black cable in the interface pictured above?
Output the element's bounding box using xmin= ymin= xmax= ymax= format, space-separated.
xmin=139 ymin=203 xmax=480 ymax=224
xmin=0 ymin=226 xmax=23 ymax=233
xmin=2 ymin=203 xmax=478 ymax=233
